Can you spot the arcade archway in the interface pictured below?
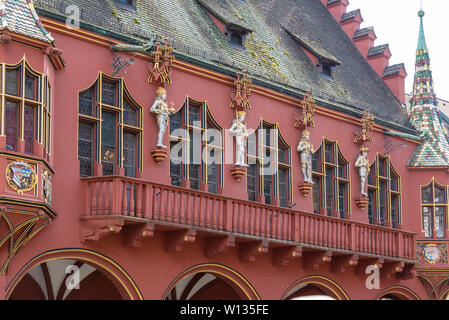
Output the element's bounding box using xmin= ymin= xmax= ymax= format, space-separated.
xmin=282 ymin=276 xmax=349 ymax=300
xmin=7 ymin=249 xmax=142 ymax=300
xmin=162 ymin=263 xmax=259 ymax=300
xmin=375 ymin=286 xmax=420 ymax=300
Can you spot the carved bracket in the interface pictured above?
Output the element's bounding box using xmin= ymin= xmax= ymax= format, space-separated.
xmin=273 ymin=245 xmax=302 ymax=267
xmin=165 ymin=229 xmax=196 ymax=253
xmin=0 ymin=33 xmax=11 ymax=43
xmin=230 ymin=166 xmax=247 ymax=182
xmin=151 ymin=147 xmax=168 ymax=164
xmin=381 ymin=261 xmax=405 ymax=279
xmin=123 ymin=223 xmax=155 ymax=248
xmin=303 ymin=250 xmax=332 ymax=271
xmin=80 ymin=218 xmax=124 ymax=242
xmin=355 ymin=197 xmax=369 ymax=209
xmin=298 ymin=183 xmax=313 ymax=197
xmin=205 ymin=235 xmax=236 ymax=258
xmin=331 ymin=254 xmax=359 ymax=273
xmin=239 ymin=241 xmax=268 ymax=263
xmin=356 ymin=258 xmax=384 ymax=275
xmin=397 ymin=263 xmax=417 ymax=280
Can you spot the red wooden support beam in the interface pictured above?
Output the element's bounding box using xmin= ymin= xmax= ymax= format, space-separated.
xmin=165 ymin=229 xmax=196 ymax=253
xmin=303 ymin=250 xmax=332 ymax=271
xmin=273 ymin=245 xmax=302 ymax=267
xmin=79 ymin=218 xmax=124 ymax=242
xmin=123 ymin=223 xmax=155 ymax=248
xmin=381 ymin=261 xmax=405 ymax=279
xmin=356 ymin=258 xmax=384 ymax=275
xmin=239 ymin=240 xmax=268 ymax=263
xmin=331 ymin=254 xmax=359 ymax=273
xmin=205 ymin=235 xmax=235 ymax=258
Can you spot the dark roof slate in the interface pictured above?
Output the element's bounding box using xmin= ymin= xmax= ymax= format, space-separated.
xmin=367 ymin=44 xmax=389 ymax=57
xmin=353 ymin=26 xmax=374 ymax=39
xmin=341 ymin=9 xmax=360 ymax=22
xmin=383 ymin=63 xmax=405 ymax=77
xmin=34 ymin=0 xmax=412 ymax=130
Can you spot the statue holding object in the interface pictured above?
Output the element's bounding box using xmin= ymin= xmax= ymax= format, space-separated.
xmin=355 ymin=147 xmax=370 ymax=197
xmin=150 ymin=87 xmax=175 ymax=149
xmin=229 ymin=111 xmax=249 ymax=167
xmin=297 ymin=130 xmax=314 ymax=184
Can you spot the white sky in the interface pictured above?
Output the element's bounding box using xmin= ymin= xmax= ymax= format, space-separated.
xmin=346 ymin=0 xmax=449 ymax=101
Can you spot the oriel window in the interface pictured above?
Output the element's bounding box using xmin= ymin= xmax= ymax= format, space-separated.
xmin=421 ymin=179 xmax=448 ymax=238
xmin=169 ymin=97 xmax=223 ymax=194
xmin=77 ymin=73 xmax=142 ymax=177
xmin=1 ymin=58 xmax=51 ymax=157
xmin=312 ymin=139 xmax=349 ymax=218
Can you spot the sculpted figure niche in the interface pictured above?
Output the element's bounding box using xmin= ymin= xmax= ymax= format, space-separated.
xmin=150 ymin=87 xmax=175 ymax=149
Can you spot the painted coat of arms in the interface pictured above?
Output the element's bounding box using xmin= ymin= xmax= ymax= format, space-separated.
xmin=423 ymin=244 xmax=441 ymax=264
xmin=6 ymin=161 xmax=37 ymax=194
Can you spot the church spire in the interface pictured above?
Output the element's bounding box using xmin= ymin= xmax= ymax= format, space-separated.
xmin=407 ymin=9 xmax=449 ymax=167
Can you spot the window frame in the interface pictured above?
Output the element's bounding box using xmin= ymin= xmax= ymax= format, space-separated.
xmin=77 ymin=72 xmax=143 ymax=177
xmin=1 ymin=58 xmax=51 ymax=157
xmin=168 ymin=97 xmax=223 ymax=193
xmin=421 ymin=179 xmax=448 ymax=239
xmin=312 ymin=138 xmax=350 ymax=218
xmin=367 ymin=154 xmax=402 ymax=228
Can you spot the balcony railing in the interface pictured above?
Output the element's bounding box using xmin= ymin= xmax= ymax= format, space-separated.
xmin=81 ymin=176 xmax=416 ymax=261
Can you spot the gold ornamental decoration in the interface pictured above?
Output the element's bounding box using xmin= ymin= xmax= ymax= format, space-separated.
xmin=295 ymin=91 xmax=316 ymax=130
xmin=6 ymin=161 xmax=37 ymax=195
xmin=148 ymin=38 xmax=175 ymax=85
xmin=354 ymin=109 xmax=375 ymax=144
xmin=230 ymin=70 xmax=253 ymax=110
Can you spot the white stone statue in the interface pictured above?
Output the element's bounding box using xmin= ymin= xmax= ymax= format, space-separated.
xmin=297 ymin=130 xmax=314 ymax=184
xmin=355 ymin=147 xmax=370 ymax=197
xmin=229 ymin=111 xmax=249 ymax=167
xmin=150 ymin=87 xmax=175 ymax=148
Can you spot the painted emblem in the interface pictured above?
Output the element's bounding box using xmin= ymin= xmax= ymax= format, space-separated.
xmin=42 ymin=169 xmax=52 ymax=205
xmin=423 ymin=244 xmax=441 ymax=264
xmin=6 ymin=161 xmax=37 ymax=195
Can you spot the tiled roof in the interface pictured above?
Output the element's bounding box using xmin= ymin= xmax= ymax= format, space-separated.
xmin=341 ymin=9 xmax=360 ymax=22
xmin=195 ymin=0 xmax=253 ymax=32
xmin=34 ymin=0 xmax=412 ymax=131
xmin=1 ymin=0 xmax=54 ymax=42
xmin=327 ymin=0 xmax=342 ymax=6
xmin=353 ymin=26 xmax=374 ymax=39
xmin=383 ymin=63 xmax=405 ymax=78
xmin=367 ymin=44 xmax=389 ymax=57
xmin=408 ymin=11 xmax=449 ymax=167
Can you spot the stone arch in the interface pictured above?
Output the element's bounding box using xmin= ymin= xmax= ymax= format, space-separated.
xmin=281 ymin=275 xmax=350 ymax=300
xmin=162 ymin=263 xmax=259 ymax=300
xmin=6 ymin=248 xmax=142 ymax=300
xmin=375 ymin=285 xmax=421 ymax=300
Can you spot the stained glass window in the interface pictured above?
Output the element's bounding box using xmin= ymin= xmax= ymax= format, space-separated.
xmin=5 ymin=68 xmax=19 ymax=96
xmin=24 ymin=105 xmax=35 ymax=154
xmin=101 ymin=111 xmax=116 ymax=176
xmin=102 ymin=81 xmax=116 ymax=106
xmin=25 ymin=73 xmax=37 ymax=101
xmin=421 ymin=180 xmax=448 ymax=238
xmin=78 ymin=122 xmax=94 ymax=177
xmin=123 ymin=132 xmax=137 ymax=178
xmin=79 ymin=88 xmax=94 ymax=116
xmin=123 ymin=99 xmax=137 ymax=126
xmin=5 ymin=101 xmax=18 ymax=151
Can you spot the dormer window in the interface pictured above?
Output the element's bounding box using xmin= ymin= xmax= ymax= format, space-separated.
xmin=115 ymin=0 xmax=136 ymax=9
xmin=318 ymin=63 xmax=334 ymax=79
xmin=230 ymin=32 xmax=243 ymax=47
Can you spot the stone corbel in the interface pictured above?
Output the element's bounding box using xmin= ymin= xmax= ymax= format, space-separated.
xmin=331 ymin=254 xmax=359 ymax=273
xmin=205 ymin=235 xmax=235 ymax=258
xmin=239 ymin=240 xmax=268 ymax=263
xmin=273 ymin=245 xmax=302 ymax=267
xmin=165 ymin=229 xmax=196 ymax=253
xmin=123 ymin=223 xmax=155 ymax=248
xmin=303 ymin=250 xmax=332 ymax=271
xmin=356 ymin=258 xmax=384 ymax=275
xmin=381 ymin=261 xmax=405 ymax=279
xmin=79 ymin=218 xmax=124 ymax=242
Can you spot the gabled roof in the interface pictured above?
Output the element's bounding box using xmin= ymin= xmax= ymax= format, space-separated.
xmin=0 ymin=0 xmax=54 ymax=43
xmin=367 ymin=44 xmax=389 ymax=57
xmin=34 ymin=0 xmax=412 ymax=131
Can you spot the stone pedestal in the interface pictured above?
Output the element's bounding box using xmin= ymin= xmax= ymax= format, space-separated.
xmin=230 ymin=166 xmax=247 ymax=182
xmin=298 ymin=183 xmax=313 ymax=197
xmin=355 ymin=197 xmax=369 ymax=209
xmin=151 ymin=147 xmax=168 ymax=164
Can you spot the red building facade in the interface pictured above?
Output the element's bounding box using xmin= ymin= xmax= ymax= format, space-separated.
xmin=0 ymin=0 xmax=447 ymax=300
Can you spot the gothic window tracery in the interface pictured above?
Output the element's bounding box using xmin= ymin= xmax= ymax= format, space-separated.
xmin=169 ymin=98 xmax=223 ymax=194
xmin=246 ymin=120 xmax=292 ymax=207
xmin=311 ymin=139 xmax=349 ymax=218
xmin=77 ymin=73 xmax=142 ymax=177
xmin=421 ymin=179 xmax=448 ymax=238
xmin=367 ymin=154 xmax=401 ymax=228
xmin=1 ymin=59 xmax=51 ymax=157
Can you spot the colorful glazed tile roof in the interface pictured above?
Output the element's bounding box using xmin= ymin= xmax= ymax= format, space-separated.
xmin=0 ymin=0 xmax=54 ymax=42
xmin=407 ymin=10 xmax=449 ymax=167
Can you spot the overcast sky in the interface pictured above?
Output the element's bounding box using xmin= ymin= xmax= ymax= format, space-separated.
xmin=346 ymin=0 xmax=449 ymax=101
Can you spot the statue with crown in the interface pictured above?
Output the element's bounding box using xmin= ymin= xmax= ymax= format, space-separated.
xmin=229 ymin=111 xmax=249 ymax=167
xmin=150 ymin=86 xmax=175 ymax=163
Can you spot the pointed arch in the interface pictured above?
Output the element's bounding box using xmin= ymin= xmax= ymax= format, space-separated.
xmin=375 ymin=285 xmax=421 ymax=300
xmin=281 ymin=275 xmax=349 ymax=300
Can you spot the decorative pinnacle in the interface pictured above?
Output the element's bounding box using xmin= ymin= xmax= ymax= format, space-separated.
xmin=418 ymin=10 xmax=425 ymax=18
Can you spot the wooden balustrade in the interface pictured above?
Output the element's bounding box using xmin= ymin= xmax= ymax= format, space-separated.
xmin=81 ymin=176 xmax=416 ymax=260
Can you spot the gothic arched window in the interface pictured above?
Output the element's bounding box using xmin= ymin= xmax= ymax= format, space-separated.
xmin=1 ymin=58 xmax=51 ymax=157
xmin=78 ymin=73 xmax=142 ymax=177
xmin=421 ymin=179 xmax=447 ymax=238
xmin=169 ymin=97 xmax=223 ymax=194
xmin=246 ymin=120 xmax=292 ymax=207
xmin=311 ymin=139 xmax=349 ymax=218
xmin=367 ymin=154 xmax=401 ymax=228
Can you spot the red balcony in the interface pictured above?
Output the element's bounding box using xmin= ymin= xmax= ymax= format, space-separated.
xmin=80 ymin=176 xmax=416 ymax=274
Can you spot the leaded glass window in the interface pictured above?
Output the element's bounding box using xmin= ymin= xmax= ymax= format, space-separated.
xmin=78 ymin=73 xmax=142 ymax=177
xmin=5 ymin=101 xmax=18 ymax=151
xmin=312 ymin=140 xmax=349 ymax=217
xmin=24 ymin=105 xmax=35 ymax=154
xmin=421 ymin=180 xmax=448 ymax=238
